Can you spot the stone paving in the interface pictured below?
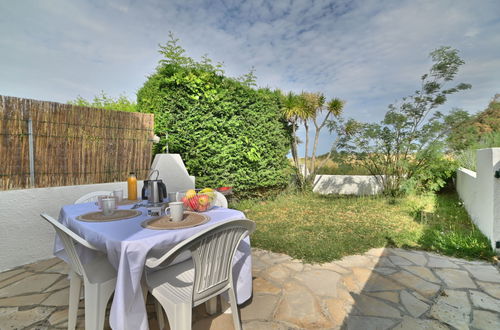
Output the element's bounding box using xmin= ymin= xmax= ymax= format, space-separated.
xmin=1 ymin=248 xmax=499 ymax=329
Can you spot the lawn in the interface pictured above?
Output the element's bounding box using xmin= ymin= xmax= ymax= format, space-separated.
xmin=232 ymin=191 xmax=495 ymax=263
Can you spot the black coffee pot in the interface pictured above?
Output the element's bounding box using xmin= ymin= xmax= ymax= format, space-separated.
xmin=142 ymin=170 xmax=167 ymax=204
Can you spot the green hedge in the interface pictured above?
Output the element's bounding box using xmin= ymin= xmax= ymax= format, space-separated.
xmin=137 ymin=64 xmax=291 ymax=194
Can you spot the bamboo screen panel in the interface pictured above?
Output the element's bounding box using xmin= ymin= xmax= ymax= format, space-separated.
xmin=0 ymin=95 xmax=154 ymax=190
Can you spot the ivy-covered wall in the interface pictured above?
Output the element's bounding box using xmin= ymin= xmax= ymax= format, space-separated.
xmin=137 ymin=64 xmax=291 ymax=194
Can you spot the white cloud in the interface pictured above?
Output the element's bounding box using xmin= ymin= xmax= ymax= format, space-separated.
xmin=0 ymin=0 xmax=499 ymax=154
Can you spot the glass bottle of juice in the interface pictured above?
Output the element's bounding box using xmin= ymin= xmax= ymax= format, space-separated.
xmin=127 ymin=172 xmax=137 ymax=201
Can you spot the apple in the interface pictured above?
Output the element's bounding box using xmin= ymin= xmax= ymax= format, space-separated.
xmin=189 ymin=195 xmax=200 ymax=210
xmin=198 ymin=195 xmax=209 ymax=206
xmin=186 ymin=189 xmax=196 ymax=199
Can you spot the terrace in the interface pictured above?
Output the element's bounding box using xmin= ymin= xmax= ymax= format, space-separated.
xmin=1 ymin=247 xmax=499 ymax=329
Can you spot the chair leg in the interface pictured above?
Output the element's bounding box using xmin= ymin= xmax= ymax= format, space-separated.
xmin=140 ymin=274 xmax=149 ymax=303
xmin=154 ymin=295 xmax=191 ymax=330
xmin=68 ymin=270 xmax=82 ymax=330
xmin=205 ymin=296 xmax=218 ymax=315
xmin=154 ymin=299 xmax=166 ymax=330
xmin=84 ymin=280 xmax=115 ymax=330
xmin=221 ymin=297 xmax=231 ymax=314
xmin=228 ymin=286 xmax=242 ymax=330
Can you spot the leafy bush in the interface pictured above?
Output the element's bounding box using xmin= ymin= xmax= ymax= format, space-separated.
xmin=400 ymin=154 xmax=459 ymax=194
xmin=342 ymin=47 xmax=471 ymax=196
xmin=454 ymin=131 xmax=500 ymax=171
xmin=68 ymin=91 xmax=137 ymax=112
xmin=447 ymin=94 xmax=500 ymax=151
xmin=137 ymin=36 xmax=291 ymax=194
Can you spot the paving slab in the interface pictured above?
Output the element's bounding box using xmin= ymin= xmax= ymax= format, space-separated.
xmin=427 ymin=256 xmax=460 ymax=269
xmin=41 ymin=288 xmax=70 ymax=307
xmin=0 ymin=273 xmax=62 ymax=298
xmin=477 ymin=280 xmax=500 ymax=299
xmin=24 ymin=258 xmax=61 ymax=272
xmin=351 ymin=294 xmax=402 ymax=318
xmin=402 ymin=266 xmax=441 ymax=284
xmin=366 ymin=248 xmax=392 ymax=257
xmin=389 ymin=256 xmax=414 ymax=266
xmin=429 ymin=290 xmax=470 ymax=330
xmin=0 ymin=269 xmax=25 ymax=283
xmin=281 ymin=261 xmax=304 ymax=272
xmin=469 ymin=290 xmax=500 ymax=312
xmin=373 ymin=267 xmax=398 ymax=275
xmin=294 ymin=269 xmax=341 ymax=297
xmin=0 ymin=306 xmax=55 ymax=329
xmin=434 ymin=268 xmax=477 ymax=289
xmin=252 ymin=278 xmax=281 ymax=295
xmin=389 ymin=271 xmax=441 ymax=298
xmin=240 ymin=294 xmax=279 ymax=321
xmin=311 ymin=262 xmax=351 ymax=274
xmin=390 ymin=250 xmax=428 ymax=266
xmin=274 ymin=280 xmax=332 ymax=328
xmin=470 ymin=309 xmax=500 ymax=330
xmin=0 ymin=292 xmax=50 ymax=307
xmin=461 ymin=264 xmax=500 ymax=283
xmin=392 ymin=315 xmax=449 ymax=329
xmin=336 ymin=255 xmax=374 ymax=268
xmin=345 ymin=315 xmax=398 ymax=330
xmin=262 ymin=264 xmax=291 ymax=283
xmin=243 ymin=320 xmax=292 ymax=330
xmin=0 ymin=271 xmax=33 ymax=289
xmin=324 ymin=297 xmax=351 ymax=327
xmin=1 ymin=247 xmax=499 ymax=330
xmin=400 ymin=290 xmax=429 ymax=317
xmin=367 ymin=291 xmax=400 ymax=303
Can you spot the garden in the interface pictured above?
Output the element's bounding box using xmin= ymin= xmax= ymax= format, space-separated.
xmin=2 ymin=34 xmax=499 ymax=330
xmin=73 ymin=35 xmax=499 ymax=263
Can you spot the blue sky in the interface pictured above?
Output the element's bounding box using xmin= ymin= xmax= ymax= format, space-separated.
xmin=1 ymin=0 xmax=499 ymax=155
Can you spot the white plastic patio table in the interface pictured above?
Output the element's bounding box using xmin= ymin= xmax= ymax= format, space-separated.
xmin=53 ymin=202 xmax=252 ymax=330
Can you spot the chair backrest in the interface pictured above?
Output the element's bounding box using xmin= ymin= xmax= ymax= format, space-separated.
xmin=74 ymin=191 xmax=112 ymax=204
xmin=146 ymin=219 xmax=255 ymax=304
xmin=40 ymin=213 xmax=99 ymax=278
xmin=213 ymin=191 xmax=228 ymax=208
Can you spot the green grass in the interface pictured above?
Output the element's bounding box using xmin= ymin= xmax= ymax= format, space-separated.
xmin=231 ymin=191 xmax=495 ymax=264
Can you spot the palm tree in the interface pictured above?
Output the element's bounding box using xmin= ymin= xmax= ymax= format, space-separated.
xmin=281 ymin=91 xmax=345 ymax=188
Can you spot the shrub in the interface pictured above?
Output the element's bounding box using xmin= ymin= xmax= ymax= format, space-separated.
xmin=342 ymin=47 xmax=471 ymax=196
xmin=137 ymin=37 xmax=291 ymax=194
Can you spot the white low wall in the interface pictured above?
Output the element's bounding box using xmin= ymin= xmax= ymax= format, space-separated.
xmin=313 ymin=175 xmax=384 ymax=195
xmin=0 ymin=181 xmax=143 ymax=272
xmin=456 ymin=148 xmax=500 ymax=252
xmin=0 ymin=153 xmax=194 ymax=272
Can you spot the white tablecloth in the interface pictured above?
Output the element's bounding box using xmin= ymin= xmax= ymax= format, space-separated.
xmin=54 ymin=203 xmax=252 ymax=330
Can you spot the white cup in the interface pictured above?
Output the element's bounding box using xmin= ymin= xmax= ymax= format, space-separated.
xmin=102 ymin=197 xmax=116 ymax=216
xmin=168 ymin=191 xmax=179 ymax=202
xmin=97 ymin=195 xmax=110 ymax=209
xmin=112 ymin=189 xmax=123 ymax=203
xmin=165 ymin=202 xmax=184 ymax=222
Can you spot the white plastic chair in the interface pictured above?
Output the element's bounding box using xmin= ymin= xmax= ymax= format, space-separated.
xmin=145 ymin=219 xmax=256 ymax=330
xmin=74 ymin=191 xmax=112 ymax=204
xmin=213 ymin=191 xmax=228 ymax=208
xmin=40 ymin=213 xmax=117 ymax=330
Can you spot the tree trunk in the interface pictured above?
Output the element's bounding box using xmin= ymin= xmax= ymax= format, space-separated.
xmin=311 ymin=119 xmax=320 ymax=176
xmin=304 ymin=121 xmax=310 ymax=179
xmin=290 ymin=120 xmax=299 ymax=169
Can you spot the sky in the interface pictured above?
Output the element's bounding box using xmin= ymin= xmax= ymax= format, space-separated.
xmin=1 ymin=0 xmax=499 ymax=155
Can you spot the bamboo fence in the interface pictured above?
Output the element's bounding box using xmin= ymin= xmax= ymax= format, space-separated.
xmin=0 ymin=95 xmax=154 ymax=190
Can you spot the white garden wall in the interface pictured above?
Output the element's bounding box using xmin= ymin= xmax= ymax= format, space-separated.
xmin=313 ymin=175 xmax=384 ymax=195
xmin=0 ymin=153 xmax=194 ymax=272
xmin=456 ymin=148 xmax=500 ymax=252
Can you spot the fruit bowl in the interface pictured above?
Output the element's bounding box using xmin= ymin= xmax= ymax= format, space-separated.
xmin=178 ymin=188 xmax=216 ymax=212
